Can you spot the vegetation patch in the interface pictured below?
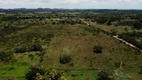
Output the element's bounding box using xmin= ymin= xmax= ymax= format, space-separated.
xmin=119 ymin=31 xmax=142 ymax=49
xmin=15 ymin=47 xmax=27 ymax=53
xmin=97 ymin=71 xmax=112 ymax=80
xmin=15 ymin=44 xmax=43 ymax=53
xmin=0 ymin=51 xmax=13 ymax=62
xmin=25 ymin=66 xmax=66 ymax=80
xmin=30 ymin=44 xmax=43 ymax=52
xmin=59 ymin=54 xmax=72 ymax=64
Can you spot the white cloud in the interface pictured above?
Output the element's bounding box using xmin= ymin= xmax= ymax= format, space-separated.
xmin=61 ymin=0 xmax=91 ymax=4
xmin=62 ymin=0 xmax=82 ymax=4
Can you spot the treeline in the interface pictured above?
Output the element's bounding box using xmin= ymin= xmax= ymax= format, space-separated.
xmin=1 ymin=8 xmax=142 ymax=13
xmin=80 ymin=12 xmax=142 ymax=29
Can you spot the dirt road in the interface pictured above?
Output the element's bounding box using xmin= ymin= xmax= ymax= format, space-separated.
xmin=80 ymin=18 xmax=139 ymax=49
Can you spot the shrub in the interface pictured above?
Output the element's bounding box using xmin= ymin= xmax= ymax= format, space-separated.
xmin=31 ymin=44 xmax=43 ymax=51
xmin=0 ymin=51 xmax=13 ymax=62
xmin=133 ymin=21 xmax=142 ymax=29
xmin=97 ymin=71 xmax=112 ymax=80
xmin=15 ymin=44 xmax=43 ymax=53
xmin=8 ymin=67 xmax=15 ymax=71
xmin=25 ymin=66 xmax=66 ymax=80
xmin=28 ymin=54 xmax=34 ymax=60
xmin=93 ymin=45 xmax=103 ymax=53
xmin=52 ymin=22 xmax=56 ymax=25
xmin=69 ymin=62 xmax=74 ymax=67
xmin=124 ymin=27 xmax=128 ymax=32
xmin=110 ymin=29 xmax=117 ymax=35
xmin=59 ymin=54 xmax=72 ymax=64
xmin=15 ymin=47 xmax=27 ymax=53
xmin=139 ymin=66 xmax=142 ymax=74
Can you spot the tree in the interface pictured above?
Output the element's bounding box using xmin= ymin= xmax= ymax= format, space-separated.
xmin=59 ymin=54 xmax=72 ymax=64
xmin=97 ymin=71 xmax=112 ymax=80
xmin=93 ymin=45 xmax=103 ymax=53
xmin=133 ymin=21 xmax=142 ymax=29
xmin=15 ymin=47 xmax=27 ymax=53
xmin=0 ymin=51 xmax=13 ymax=62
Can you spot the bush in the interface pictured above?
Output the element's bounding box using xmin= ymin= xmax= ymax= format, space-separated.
xmin=31 ymin=44 xmax=43 ymax=51
xmin=97 ymin=71 xmax=112 ymax=80
xmin=59 ymin=54 xmax=72 ymax=64
xmin=93 ymin=45 xmax=103 ymax=53
xmin=15 ymin=47 xmax=27 ymax=53
xmin=8 ymin=67 xmax=15 ymax=71
xmin=28 ymin=54 xmax=34 ymax=60
xmin=110 ymin=29 xmax=117 ymax=35
xmin=52 ymin=22 xmax=56 ymax=25
xmin=0 ymin=51 xmax=13 ymax=62
xmin=25 ymin=66 xmax=66 ymax=80
xmin=15 ymin=44 xmax=43 ymax=53
xmin=139 ymin=66 xmax=142 ymax=74
xmin=133 ymin=21 xmax=142 ymax=29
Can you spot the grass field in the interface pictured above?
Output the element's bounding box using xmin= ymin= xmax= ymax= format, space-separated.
xmin=40 ymin=24 xmax=142 ymax=79
xmin=0 ymin=62 xmax=30 ymax=80
xmin=0 ymin=21 xmax=142 ymax=79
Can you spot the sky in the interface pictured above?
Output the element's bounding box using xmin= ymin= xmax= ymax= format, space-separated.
xmin=0 ymin=0 xmax=142 ymax=9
